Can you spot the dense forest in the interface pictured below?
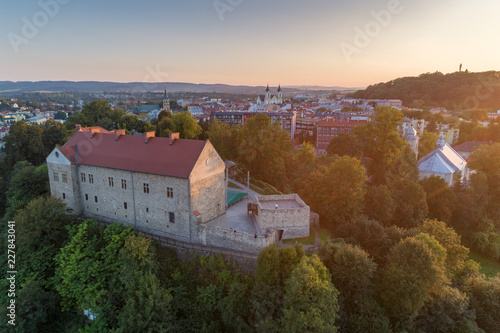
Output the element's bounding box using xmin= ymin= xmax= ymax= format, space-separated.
xmin=351 ymin=71 xmax=500 ymax=110
xmin=1 ymin=102 xmax=500 ymax=332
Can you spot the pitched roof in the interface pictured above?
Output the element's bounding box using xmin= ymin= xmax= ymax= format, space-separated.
xmin=452 ymin=141 xmax=495 ymax=153
xmin=59 ymin=128 xmax=207 ymax=178
xmin=418 ymin=143 xmax=467 ymax=175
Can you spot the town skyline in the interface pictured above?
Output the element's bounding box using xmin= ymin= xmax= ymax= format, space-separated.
xmin=2 ymin=0 xmax=500 ymax=87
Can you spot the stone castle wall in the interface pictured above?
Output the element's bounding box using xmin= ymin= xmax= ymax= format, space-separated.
xmin=255 ymin=194 xmax=310 ymax=239
xmin=77 ymin=165 xmax=192 ymax=242
xmin=198 ymin=224 xmax=277 ymax=254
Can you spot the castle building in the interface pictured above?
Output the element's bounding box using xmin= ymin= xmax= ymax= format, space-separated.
xmin=256 ymin=85 xmax=283 ymax=105
xmin=47 ymin=125 xmax=312 ymax=254
xmin=47 ymin=125 xmax=226 ymax=243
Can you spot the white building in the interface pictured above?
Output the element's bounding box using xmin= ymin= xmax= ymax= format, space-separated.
xmin=418 ymin=133 xmax=469 ymax=185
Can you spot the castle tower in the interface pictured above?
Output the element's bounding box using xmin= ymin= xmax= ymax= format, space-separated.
xmin=405 ymin=125 xmax=419 ymax=157
xmin=162 ymin=89 xmax=171 ymax=111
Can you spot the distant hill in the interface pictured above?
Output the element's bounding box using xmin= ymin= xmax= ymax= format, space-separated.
xmin=0 ymin=81 xmax=358 ymax=96
xmin=351 ymin=71 xmax=500 ymax=110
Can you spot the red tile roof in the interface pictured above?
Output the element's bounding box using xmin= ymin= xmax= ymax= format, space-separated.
xmin=59 ymin=127 xmax=207 ymax=179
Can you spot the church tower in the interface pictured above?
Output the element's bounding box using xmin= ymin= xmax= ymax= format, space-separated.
xmin=405 ymin=125 xmax=419 ymax=158
xmin=436 ymin=132 xmax=446 ymax=149
xmin=162 ymin=89 xmax=171 ymax=111
xmin=277 ymin=85 xmax=283 ymax=103
xmin=265 ymin=84 xmax=271 ymax=104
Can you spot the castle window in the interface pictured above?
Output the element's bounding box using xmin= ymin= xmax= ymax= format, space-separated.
xmin=81 ymin=173 xmax=86 ymax=182
xmin=62 ymin=193 xmax=66 ymax=199
xmin=88 ymin=174 xmax=94 ymax=184
xmin=169 ymin=212 xmax=175 ymax=223
xmin=143 ymin=183 xmax=149 ymax=194
xmin=53 ymin=172 xmax=59 ymax=182
xmin=85 ymin=194 xmax=88 ymax=201
xmin=121 ymin=179 xmax=127 ymax=190
xmin=108 ymin=177 xmax=114 ymax=187
xmin=146 ymin=207 xmax=149 ymax=213
xmin=124 ymin=202 xmax=128 ymax=210
xmin=94 ymin=196 xmax=98 ymax=203
xmin=62 ymin=173 xmax=68 ymax=183
xmin=167 ymin=187 xmax=173 ymax=198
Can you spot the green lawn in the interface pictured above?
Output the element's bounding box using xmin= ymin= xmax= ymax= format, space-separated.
xmin=283 ymin=228 xmax=333 ymax=246
xmin=228 ymin=182 xmax=242 ymax=189
xmin=249 ymin=184 xmax=266 ymax=195
xmin=469 ymin=251 xmax=500 ymax=278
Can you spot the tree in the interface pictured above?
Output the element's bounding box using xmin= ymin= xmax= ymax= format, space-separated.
xmin=13 ymin=196 xmax=74 ymax=285
xmin=4 ymin=162 xmax=49 ymax=221
xmin=252 ymin=244 xmax=305 ymax=332
xmin=54 ymin=220 xmax=136 ymax=328
xmin=3 ymin=121 xmax=45 ymax=167
xmin=157 ymin=116 xmax=175 ymax=137
xmin=419 ymin=175 xmax=457 ymax=223
xmin=418 ymin=131 xmax=439 ymax=159
xmin=54 ymin=111 xmax=67 ymax=120
xmin=238 ymin=114 xmax=293 ymax=188
xmin=207 ymin=119 xmax=238 ymax=161
xmin=318 ymin=240 xmax=389 ymax=332
xmin=466 ymin=276 xmax=500 ymax=333
xmin=416 ymin=286 xmax=482 ymax=333
xmin=326 ymin=133 xmax=363 ymax=159
xmin=219 ymin=281 xmax=253 ymax=333
xmin=41 ymin=118 xmax=68 ymax=157
xmin=376 ymin=263 xmax=428 ymax=330
xmin=0 ymin=280 xmax=83 ymax=333
xmin=391 ymin=181 xmax=428 ymax=228
xmin=356 ymin=106 xmax=407 ymax=185
xmin=114 ymin=273 xmax=175 ymax=333
xmin=336 ymin=216 xmax=405 ymax=264
xmin=171 ymin=111 xmax=202 ymax=139
xmin=300 ymin=156 xmax=367 ymax=227
xmin=364 ymin=185 xmax=396 ymax=225
xmin=416 ymin=219 xmax=469 ymax=273
xmin=376 ymin=235 xmax=449 ymax=329
xmin=468 ymin=143 xmax=500 ymax=176
xmin=319 ymin=240 xmax=377 ymax=302
xmin=281 ymin=255 xmax=340 ymax=333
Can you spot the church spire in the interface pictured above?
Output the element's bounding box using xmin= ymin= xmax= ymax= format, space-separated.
xmin=405 ymin=125 xmax=419 ymax=157
xmin=277 ymin=84 xmax=281 ymax=92
xmin=265 ymin=84 xmax=270 ymax=92
xmin=164 ymin=88 xmax=168 ymax=99
xmin=437 ymin=132 xmax=446 ymax=148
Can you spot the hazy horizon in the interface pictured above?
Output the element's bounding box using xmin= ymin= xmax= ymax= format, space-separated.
xmin=1 ymin=0 xmax=499 ymax=87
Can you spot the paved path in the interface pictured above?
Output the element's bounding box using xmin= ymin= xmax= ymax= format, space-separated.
xmin=228 ymin=178 xmax=261 ymax=201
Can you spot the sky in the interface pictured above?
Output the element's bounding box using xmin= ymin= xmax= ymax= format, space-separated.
xmin=0 ymin=0 xmax=499 ymax=87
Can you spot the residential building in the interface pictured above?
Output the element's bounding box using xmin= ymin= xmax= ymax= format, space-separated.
xmin=316 ymin=117 xmax=368 ymax=155
xmin=453 ymin=141 xmax=496 ymax=160
xmin=213 ymin=111 xmax=296 ymax=139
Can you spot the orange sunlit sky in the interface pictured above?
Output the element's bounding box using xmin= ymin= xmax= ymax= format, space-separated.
xmin=1 ymin=0 xmax=499 ymax=88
